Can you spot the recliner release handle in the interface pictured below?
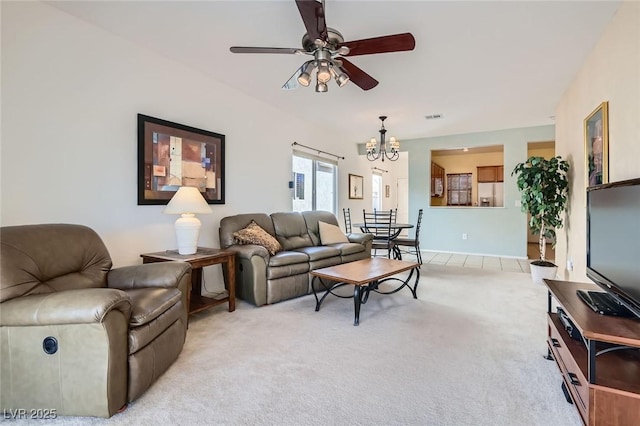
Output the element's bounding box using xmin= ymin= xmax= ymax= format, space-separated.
xmin=43 ymin=336 xmax=58 ymax=354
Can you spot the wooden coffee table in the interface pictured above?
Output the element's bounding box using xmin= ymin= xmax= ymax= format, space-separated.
xmin=310 ymin=258 xmax=420 ymax=326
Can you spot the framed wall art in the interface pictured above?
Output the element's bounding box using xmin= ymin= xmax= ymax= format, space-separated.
xmin=584 ymin=101 xmax=609 ymax=187
xmin=138 ymin=114 xmax=225 ymax=205
xmin=348 ymin=174 xmax=364 ymax=199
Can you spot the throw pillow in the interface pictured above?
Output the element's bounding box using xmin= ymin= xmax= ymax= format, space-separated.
xmin=319 ymin=221 xmax=349 ymax=245
xmin=233 ymin=221 xmax=282 ymax=255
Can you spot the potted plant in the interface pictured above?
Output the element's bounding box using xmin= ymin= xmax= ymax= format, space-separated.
xmin=512 ymin=156 xmax=570 ymax=284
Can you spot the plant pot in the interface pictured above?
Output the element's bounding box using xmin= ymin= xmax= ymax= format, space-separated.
xmin=530 ymin=260 xmax=558 ymax=285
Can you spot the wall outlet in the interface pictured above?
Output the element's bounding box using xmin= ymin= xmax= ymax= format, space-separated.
xmin=462 ymin=233 xmax=468 ymax=240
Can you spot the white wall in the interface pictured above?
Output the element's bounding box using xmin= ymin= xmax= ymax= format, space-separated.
xmin=555 ymin=1 xmax=640 ymax=281
xmin=0 ymin=2 xmax=364 ymax=270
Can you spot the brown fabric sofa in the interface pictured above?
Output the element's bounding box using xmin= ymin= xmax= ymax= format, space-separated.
xmin=219 ymin=210 xmax=373 ymax=306
xmin=0 ymin=224 xmax=191 ymax=418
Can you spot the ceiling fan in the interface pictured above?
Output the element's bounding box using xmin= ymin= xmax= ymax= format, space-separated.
xmin=229 ymin=0 xmax=416 ymax=92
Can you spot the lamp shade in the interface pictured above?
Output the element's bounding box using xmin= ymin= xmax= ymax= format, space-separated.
xmin=163 ymin=186 xmax=212 ymax=215
xmin=163 ymin=187 xmax=212 ymax=255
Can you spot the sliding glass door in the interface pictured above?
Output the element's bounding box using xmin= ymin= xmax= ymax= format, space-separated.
xmin=292 ymin=153 xmax=337 ymax=214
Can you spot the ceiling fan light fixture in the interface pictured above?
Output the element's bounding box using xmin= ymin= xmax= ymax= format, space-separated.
xmin=317 ymin=63 xmax=331 ymax=83
xmin=297 ymin=61 xmax=314 ymax=87
xmin=330 ymin=67 xmax=349 ymax=87
xmin=297 ymin=72 xmax=311 ymax=87
xmin=316 ymin=81 xmax=328 ymax=93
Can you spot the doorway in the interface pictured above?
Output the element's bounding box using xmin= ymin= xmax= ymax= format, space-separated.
xmin=396 ymin=177 xmax=409 ymax=236
xmin=372 ymin=173 xmax=382 ymax=211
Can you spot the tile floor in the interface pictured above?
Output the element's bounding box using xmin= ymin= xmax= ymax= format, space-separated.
xmin=407 ymin=244 xmax=556 ymax=273
xmin=421 ymin=251 xmax=532 ymax=273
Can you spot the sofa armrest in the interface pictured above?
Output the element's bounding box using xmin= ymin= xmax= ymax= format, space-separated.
xmin=108 ymin=262 xmax=191 ymax=291
xmin=0 ymin=288 xmax=131 ymax=326
xmin=225 ymin=244 xmax=270 ymax=261
xmin=347 ymin=233 xmax=374 ymax=245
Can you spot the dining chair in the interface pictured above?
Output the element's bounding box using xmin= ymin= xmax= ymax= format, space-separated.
xmin=374 ymin=208 xmax=397 ymax=223
xmin=363 ymin=209 xmax=394 ymax=259
xmin=393 ymin=209 xmax=423 ymax=265
xmin=343 ymin=208 xmax=352 ymax=234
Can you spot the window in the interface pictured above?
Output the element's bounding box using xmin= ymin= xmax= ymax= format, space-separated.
xmin=447 ymin=173 xmax=472 ymax=206
xmin=292 ymin=153 xmax=337 ymax=213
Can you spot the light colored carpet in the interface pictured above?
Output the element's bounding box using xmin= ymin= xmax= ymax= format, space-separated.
xmin=15 ymin=264 xmax=581 ymax=425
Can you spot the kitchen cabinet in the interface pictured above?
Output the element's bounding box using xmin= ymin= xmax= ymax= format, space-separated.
xmin=477 ymin=165 xmax=504 ymax=183
xmin=431 ymin=162 xmax=445 ymax=197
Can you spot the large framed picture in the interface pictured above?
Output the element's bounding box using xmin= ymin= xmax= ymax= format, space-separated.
xmin=138 ymin=114 xmax=225 ymax=205
xmin=584 ymin=101 xmax=609 ymax=187
xmin=348 ymin=174 xmax=364 ymax=199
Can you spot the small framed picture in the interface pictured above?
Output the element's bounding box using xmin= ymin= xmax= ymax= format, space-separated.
xmin=348 ymin=174 xmax=364 ymax=199
xmin=385 ymin=185 xmax=390 ymax=198
xmin=584 ymin=101 xmax=609 ymax=188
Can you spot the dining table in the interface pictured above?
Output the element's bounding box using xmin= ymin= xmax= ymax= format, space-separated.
xmin=353 ymin=222 xmax=414 ymax=240
xmin=354 ymin=222 xmax=414 ymax=259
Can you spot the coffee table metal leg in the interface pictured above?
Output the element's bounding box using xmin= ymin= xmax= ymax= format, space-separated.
xmin=353 ymin=285 xmax=362 ymax=326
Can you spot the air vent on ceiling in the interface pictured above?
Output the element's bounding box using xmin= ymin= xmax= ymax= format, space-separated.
xmin=425 ymin=114 xmax=443 ymax=120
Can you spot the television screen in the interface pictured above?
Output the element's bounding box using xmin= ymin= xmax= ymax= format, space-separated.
xmin=587 ymin=178 xmax=640 ymax=318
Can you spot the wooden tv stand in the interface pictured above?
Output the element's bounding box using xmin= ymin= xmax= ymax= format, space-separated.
xmin=544 ymin=279 xmax=640 ymax=425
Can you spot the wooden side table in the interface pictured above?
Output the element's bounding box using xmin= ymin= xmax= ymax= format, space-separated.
xmin=140 ymin=247 xmax=236 ymax=316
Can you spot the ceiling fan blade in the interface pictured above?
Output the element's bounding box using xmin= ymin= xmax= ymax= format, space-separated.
xmin=340 ymin=33 xmax=416 ymax=57
xmin=339 ymin=58 xmax=378 ymax=91
xmin=295 ymin=0 xmax=327 ymax=42
xmin=282 ymin=60 xmax=313 ymax=90
xmin=230 ymin=46 xmax=305 ymax=54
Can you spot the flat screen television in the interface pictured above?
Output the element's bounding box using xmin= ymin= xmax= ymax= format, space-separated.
xmin=582 ymin=177 xmax=640 ymax=319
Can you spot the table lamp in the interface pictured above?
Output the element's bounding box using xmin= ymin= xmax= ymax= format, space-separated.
xmin=163 ymin=186 xmax=212 ymax=255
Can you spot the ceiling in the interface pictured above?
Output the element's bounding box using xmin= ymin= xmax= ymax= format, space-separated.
xmin=48 ymin=0 xmax=621 ymax=145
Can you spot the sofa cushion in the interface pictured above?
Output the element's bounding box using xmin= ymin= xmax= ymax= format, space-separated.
xmin=233 ymin=220 xmax=282 ymax=255
xmin=329 ymin=242 xmax=367 ymax=256
xmin=268 ymin=251 xmax=309 ymax=267
xmin=294 ymin=245 xmax=341 ymax=261
xmin=220 ymin=213 xmax=274 ymax=249
xmin=302 ymin=210 xmax=341 ymax=246
xmin=267 ymin=263 xmax=310 ymax=280
xmin=271 ymin=212 xmax=313 ymax=250
xmin=319 ymin=221 xmax=349 ymax=245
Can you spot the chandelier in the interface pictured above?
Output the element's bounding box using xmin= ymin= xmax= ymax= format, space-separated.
xmin=366 ymin=116 xmax=400 ymax=162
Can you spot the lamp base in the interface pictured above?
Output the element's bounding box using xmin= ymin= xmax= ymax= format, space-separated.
xmin=174 ymin=214 xmax=201 ymax=255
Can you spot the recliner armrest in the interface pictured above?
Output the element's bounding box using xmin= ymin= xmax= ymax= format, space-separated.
xmin=108 ymin=262 xmax=191 ymax=291
xmin=0 ymin=288 xmax=131 ymax=326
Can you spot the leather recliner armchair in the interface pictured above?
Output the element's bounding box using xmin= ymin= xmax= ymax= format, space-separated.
xmin=0 ymin=224 xmax=191 ymax=418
